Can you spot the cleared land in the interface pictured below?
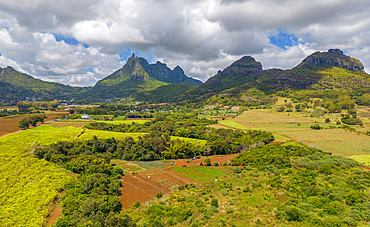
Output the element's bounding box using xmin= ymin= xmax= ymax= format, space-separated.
xmin=119 ymin=154 xmax=238 ymax=209
xmin=220 ymin=109 xmax=370 ymax=160
xmin=0 ymin=111 xmax=68 ymax=137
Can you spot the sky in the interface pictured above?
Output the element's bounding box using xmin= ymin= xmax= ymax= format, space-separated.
xmin=1 ymin=0 xmax=370 ymax=87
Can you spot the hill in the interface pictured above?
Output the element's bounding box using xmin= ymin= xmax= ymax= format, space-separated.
xmin=87 ymin=54 xmax=202 ymax=99
xmin=133 ymin=49 xmax=370 ymax=104
xmin=0 ymin=66 xmax=78 ymax=102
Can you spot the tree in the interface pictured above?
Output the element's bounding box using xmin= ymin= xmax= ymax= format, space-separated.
xmin=18 ymin=117 xmax=31 ymax=129
xmin=325 ymin=118 xmax=330 ymax=123
xmin=204 ymin=158 xmax=211 ymax=166
xmin=211 ymin=198 xmax=219 ymax=208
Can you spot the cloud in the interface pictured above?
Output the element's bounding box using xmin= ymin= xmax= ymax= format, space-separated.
xmin=0 ymin=0 xmax=370 ymax=86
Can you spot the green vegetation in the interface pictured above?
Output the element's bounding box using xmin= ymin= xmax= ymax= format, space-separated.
xmin=172 ymin=166 xmax=227 ymax=182
xmin=0 ymin=156 xmax=71 ymax=227
xmin=123 ymin=144 xmax=370 ymax=226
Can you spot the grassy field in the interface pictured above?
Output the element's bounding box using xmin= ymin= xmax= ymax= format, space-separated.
xmin=221 ymin=109 xmax=370 ymax=157
xmin=96 ymin=119 xmax=150 ymax=125
xmin=0 ymin=105 xmax=18 ymax=111
xmin=49 ymin=121 xmax=91 ymax=128
xmin=218 ymin=120 xmax=250 ymax=130
xmin=0 ymin=125 xmax=83 ymax=157
xmin=111 ymin=159 xmax=146 ymax=174
xmin=0 ymin=156 xmax=71 ymax=227
xmin=171 ymin=136 xmax=207 ymax=147
xmin=133 ymin=160 xmax=172 ymax=170
xmin=350 ymin=155 xmax=370 ymax=166
xmin=172 ymin=166 xmax=228 ymax=182
xmin=126 ymin=166 xmax=290 ymax=226
xmin=77 ymin=129 xmax=145 ymax=141
xmin=0 ymin=125 xmax=75 ymax=226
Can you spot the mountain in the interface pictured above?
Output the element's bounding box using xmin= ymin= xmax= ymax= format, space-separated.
xmin=86 ymin=54 xmax=202 ymax=99
xmin=0 ymin=66 xmax=78 ymax=102
xmin=132 ymin=49 xmax=370 ymax=103
xmin=130 ymin=82 xmax=197 ymax=103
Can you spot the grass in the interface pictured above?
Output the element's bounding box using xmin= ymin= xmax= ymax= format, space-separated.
xmin=76 ymin=129 xmax=145 ymax=141
xmin=171 ymin=136 xmax=207 ymax=146
xmin=223 ymin=109 xmax=370 ymax=157
xmin=349 ymin=155 xmax=370 ymax=166
xmin=218 ymin=120 xmax=250 ymax=130
xmin=133 ymin=160 xmax=171 ymax=170
xmin=126 ymin=167 xmax=290 ymax=227
xmin=110 ymin=159 xmax=145 ymax=173
xmin=0 ymin=156 xmax=71 ymax=227
xmin=0 ymin=125 xmax=83 ymax=157
xmin=96 ymin=119 xmax=149 ymax=125
xmin=172 ymin=166 xmax=227 ymax=182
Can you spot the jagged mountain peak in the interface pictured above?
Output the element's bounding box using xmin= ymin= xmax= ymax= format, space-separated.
xmin=296 ymin=49 xmax=364 ymax=72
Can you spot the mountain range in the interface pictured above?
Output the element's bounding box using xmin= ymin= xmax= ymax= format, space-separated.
xmin=0 ymin=49 xmax=369 ymax=103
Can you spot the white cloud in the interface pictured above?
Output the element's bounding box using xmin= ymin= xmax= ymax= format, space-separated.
xmin=0 ymin=0 xmax=370 ymax=86
xmin=71 ymin=20 xmax=148 ymax=45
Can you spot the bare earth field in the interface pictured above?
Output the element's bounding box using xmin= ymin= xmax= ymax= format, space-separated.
xmin=0 ymin=111 xmax=68 ymax=137
xmin=119 ymin=154 xmax=238 ymax=209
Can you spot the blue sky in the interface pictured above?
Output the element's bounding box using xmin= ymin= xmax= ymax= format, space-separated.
xmin=268 ymin=30 xmax=301 ymax=50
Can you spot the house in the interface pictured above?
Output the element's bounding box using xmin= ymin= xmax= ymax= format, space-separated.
xmin=81 ymin=114 xmax=91 ymax=120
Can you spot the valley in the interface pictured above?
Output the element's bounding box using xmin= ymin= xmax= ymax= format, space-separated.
xmin=2 ymin=49 xmax=370 ymax=226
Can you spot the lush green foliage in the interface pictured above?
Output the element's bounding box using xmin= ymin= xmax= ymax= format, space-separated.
xmin=124 ymin=144 xmax=370 ymax=226
xmin=0 ymin=156 xmax=71 ymax=227
xmin=84 ymin=113 xmax=274 ymax=158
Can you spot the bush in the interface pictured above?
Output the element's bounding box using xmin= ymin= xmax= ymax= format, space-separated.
xmin=318 ymin=164 xmax=332 ymax=175
xmin=285 ymin=206 xmax=303 ymax=222
xmin=211 ymin=198 xmax=219 ymax=208
xmin=311 ymin=123 xmax=321 ymax=130
xmin=156 ymin=192 xmax=163 ymax=198
xmin=133 ymin=201 xmax=140 ymax=208
xmin=204 ymin=158 xmax=211 ymax=166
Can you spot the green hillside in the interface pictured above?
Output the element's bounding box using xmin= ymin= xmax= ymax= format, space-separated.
xmin=88 ymin=54 xmax=202 ymax=99
xmin=0 ymin=66 xmax=78 ymax=101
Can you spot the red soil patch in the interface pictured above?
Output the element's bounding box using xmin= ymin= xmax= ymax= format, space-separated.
xmin=46 ymin=202 xmax=62 ymax=227
xmin=0 ymin=112 xmax=68 ymax=137
xmin=119 ymin=153 xmax=239 ymax=210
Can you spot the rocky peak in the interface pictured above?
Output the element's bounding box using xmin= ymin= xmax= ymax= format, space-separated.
xmin=230 ymin=56 xmax=263 ymax=71
xmin=0 ymin=66 xmax=15 ymax=78
xmin=297 ymin=49 xmax=364 ymax=72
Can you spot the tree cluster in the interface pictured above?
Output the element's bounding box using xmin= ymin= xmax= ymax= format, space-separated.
xmin=18 ymin=114 xmax=46 ymax=129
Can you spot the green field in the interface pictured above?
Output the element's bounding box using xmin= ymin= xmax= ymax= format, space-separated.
xmin=111 ymin=159 xmax=146 ymax=173
xmin=218 ymin=120 xmax=249 ymax=130
xmin=350 ymin=155 xmax=370 ymax=166
xmin=172 ymin=166 xmax=228 ymax=182
xmin=222 ymin=109 xmax=370 ymax=157
xmin=96 ymin=119 xmax=149 ymax=125
xmin=77 ymin=129 xmax=145 ymax=141
xmin=0 ymin=156 xmax=71 ymax=227
xmin=0 ymin=125 xmax=83 ymax=157
xmin=133 ymin=160 xmax=171 ymax=170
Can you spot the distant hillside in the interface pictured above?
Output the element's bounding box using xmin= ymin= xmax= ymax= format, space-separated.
xmin=0 ymin=66 xmax=78 ymax=102
xmin=86 ymin=54 xmax=202 ymax=99
xmin=135 ymin=49 xmax=370 ymax=103
xmin=131 ymin=82 xmax=197 ymax=103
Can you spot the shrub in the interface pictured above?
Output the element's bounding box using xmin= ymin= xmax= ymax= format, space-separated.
xmin=133 ymin=201 xmax=140 ymax=208
xmin=311 ymin=123 xmax=321 ymax=130
xmin=204 ymin=158 xmax=211 ymax=166
xmin=225 ymin=206 xmax=234 ymax=214
xmin=156 ymin=192 xmax=163 ymax=198
xmin=285 ymin=206 xmax=303 ymax=222
xmin=211 ymin=198 xmax=219 ymax=208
